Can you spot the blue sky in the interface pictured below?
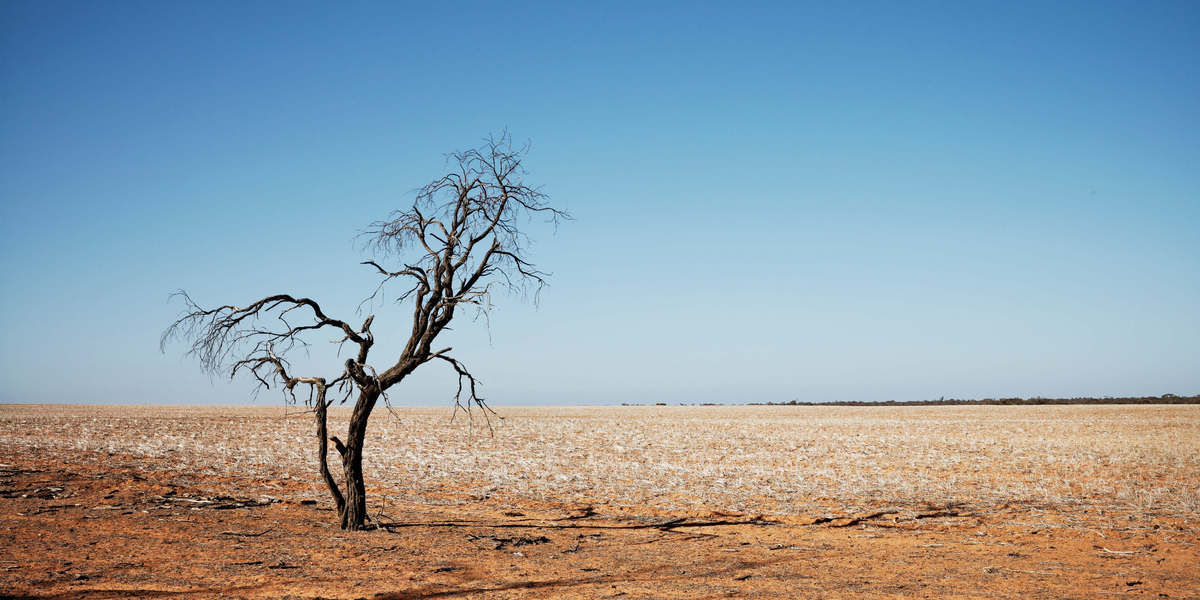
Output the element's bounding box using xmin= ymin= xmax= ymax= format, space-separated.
xmin=1 ymin=1 xmax=1196 ymax=405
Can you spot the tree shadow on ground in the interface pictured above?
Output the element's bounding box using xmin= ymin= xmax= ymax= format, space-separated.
xmin=375 ymin=515 xmax=777 ymax=532
xmin=4 ymin=582 xmax=295 ymax=599
xmin=5 ymin=589 xmax=224 ymax=600
xmin=374 ymin=554 xmax=786 ymax=600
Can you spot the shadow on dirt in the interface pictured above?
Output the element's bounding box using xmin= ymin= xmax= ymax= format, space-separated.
xmin=1 ymin=583 xmax=275 ymax=600
xmin=374 ymin=554 xmax=785 ymax=600
xmin=3 ymin=592 xmax=192 ymax=599
xmin=376 ymin=515 xmax=776 ymax=532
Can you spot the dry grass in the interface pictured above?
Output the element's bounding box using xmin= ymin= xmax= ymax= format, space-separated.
xmin=2 ymin=404 xmax=1197 ymax=520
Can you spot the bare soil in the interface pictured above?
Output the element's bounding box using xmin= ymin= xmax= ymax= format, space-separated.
xmin=1 ymin=405 xmax=1197 ymax=599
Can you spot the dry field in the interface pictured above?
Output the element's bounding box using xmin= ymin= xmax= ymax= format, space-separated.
xmin=1 ymin=403 xmax=1198 ymax=599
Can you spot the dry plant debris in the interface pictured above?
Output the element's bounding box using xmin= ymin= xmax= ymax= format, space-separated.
xmin=3 ymin=404 xmax=1196 ymax=518
xmin=1 ymin=404 xmax=1197 ymax=599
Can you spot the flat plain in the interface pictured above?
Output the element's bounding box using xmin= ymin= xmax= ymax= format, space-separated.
xmin=1 ymin=404 xmax=1197 ymax=599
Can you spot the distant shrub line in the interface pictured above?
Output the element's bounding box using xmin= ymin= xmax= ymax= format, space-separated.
xmin=749 ymin=394 xmax=1200 ymax=406
xmin=619 ymin=394 xmax=1200 ymax=407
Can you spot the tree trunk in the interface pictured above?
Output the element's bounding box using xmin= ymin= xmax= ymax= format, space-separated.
xmin=340 ymin=447 xmax=368 ymax=530
xmin=314 ymin=392 xmax=345 ymax=517
xmin=338 ymin=389 xmax=378 ymax=530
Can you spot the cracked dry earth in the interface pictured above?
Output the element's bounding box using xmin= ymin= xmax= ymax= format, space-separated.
xmin=1 ymin=406 xmax=1198 ymax=599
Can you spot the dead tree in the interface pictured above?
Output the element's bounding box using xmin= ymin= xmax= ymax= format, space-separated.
xmin=162 ymin=135 xmax=567 ymax=530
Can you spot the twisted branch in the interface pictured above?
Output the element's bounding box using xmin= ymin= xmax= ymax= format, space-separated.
xmin=363 ymin=132 xmax=570 ymax=393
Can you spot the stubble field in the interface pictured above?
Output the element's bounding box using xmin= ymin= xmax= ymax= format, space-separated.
xmin=1 ymin=404 xmax=1198 ymax=599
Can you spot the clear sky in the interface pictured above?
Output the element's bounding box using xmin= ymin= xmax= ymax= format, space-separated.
xmin=1 ymin=1 xmax=1197 ymax=406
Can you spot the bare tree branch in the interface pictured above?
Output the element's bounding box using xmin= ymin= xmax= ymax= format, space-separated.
xmin=363 ymin=132 xmax=570 ymax=390
xmin=161 ymin=291 xmax=373 ymax=383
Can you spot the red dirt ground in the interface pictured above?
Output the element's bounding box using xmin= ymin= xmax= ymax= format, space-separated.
xmin=2 ymin=446 xmax=1197 ymax=600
